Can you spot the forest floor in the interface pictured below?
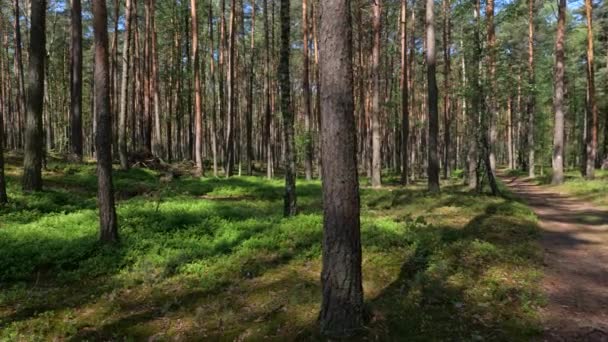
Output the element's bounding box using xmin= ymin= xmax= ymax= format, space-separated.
xmin=500 ymin=172 xmax=608 ymax=341
xmin=0 ymin=153 xmax=544 ymax=340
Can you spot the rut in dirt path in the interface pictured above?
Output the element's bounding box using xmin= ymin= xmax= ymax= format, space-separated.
xmin=500 ymin=174 xmax=608 ymax=341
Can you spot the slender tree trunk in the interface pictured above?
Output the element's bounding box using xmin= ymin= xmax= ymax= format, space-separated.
xmin=191 ymin=0 xmax=204 ymax=176
xmin=264 ymin=0 xmax=273 ymax=179
xmin=151 ymin=1 xmax=162 ymax=158
xmin=507 ymin=95 xmax=514 ymax=169
xmin=209 ymin=1 xmax=219 ymax=176
xmin=486 ymin=0 xmax=496 ymax=174
xmin=400 ymin=0 xmax=409 ymax=184
xmin=318 ymin=0 xmax=364 ymax=337
xmin=442 ymin=0 xmax=451 ymax=179
xmin=371 ymin=0 xmax=382 ymax=187
xmin=302 ymin=0 xmax=313 ymax=181
xmin=225 ymin=0 xmax=237 ymax=177
xmin=426 ymin=0 xmax=439 ymax=192
xmin=552 ymin=0 xmax=566 ymax=185
xmin=70 ymin=0 xmax=83 ymax=161
xmin=526 ymin=0 xmax=535 ymax=178
xmin=584 ymin=0 xmax=597 ymax=179
xmin=246 ymin=0 xmax=255 ymax=175
xmin=0 ymin=27 xmax=7 ymax=204
xmin=14 ymin=0 xmax=26 ymax=149
xmin=280 ymin=0 xmax=296 ymax=216
xmin=118 ymin=0 xmax=133 ymax=170
xmin=93 ymin=0 xmax=119 ymax=243
xmin=23 ymin=0 xmax=46 ymax=192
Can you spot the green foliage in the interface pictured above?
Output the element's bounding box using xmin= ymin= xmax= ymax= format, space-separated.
xmin=0 ymin=159 xmax=542 ymax=340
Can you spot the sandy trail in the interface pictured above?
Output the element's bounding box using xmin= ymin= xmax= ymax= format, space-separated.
xmin=500 ymin=175 xmax=608 ymax=342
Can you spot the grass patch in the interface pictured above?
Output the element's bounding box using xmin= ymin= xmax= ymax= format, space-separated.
xmin=0 ymin=156 xmax=543 ymax=340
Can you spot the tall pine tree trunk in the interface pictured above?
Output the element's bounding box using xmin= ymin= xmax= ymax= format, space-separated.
xmin=371 ymin=0 xmax=382 ymax=187
xmin=400 ymin=0 xmax=409 ymax=185
xmin=552 ymin=0 xmax=566 ymax=185
xmin=23 ymin=0 xmax=46 ymax=192
xmin=584 ymin=0 xmax=597 ymax=179
xmin=302 ymin=0 xmax=313 ymax=180
xmin=70 ymin=0 xmax=83 ymax=161
xmin=318 ymin=0 xmax=364 ymax=337
xmin=526 ymin=0 xmax=535 ymax=178
xmin=191 ymin=0 xmax=204 ymax=176
xmin=280 ymin=0 xmax=296 ymax=216
xmin=119 ymin=0 xmax=133 ymax=170
xmin=426 ymin=0 xmax=440 ymax=192
xmin=93 ymin=0 xmax=119 ymax=243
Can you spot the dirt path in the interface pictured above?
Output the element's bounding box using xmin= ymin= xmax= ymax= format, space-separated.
xmin=500 ymin=175 xmax=608 ymax=341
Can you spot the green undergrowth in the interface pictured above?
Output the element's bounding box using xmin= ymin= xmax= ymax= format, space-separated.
xmin=0 ymin=155 xmax=543 ymax=340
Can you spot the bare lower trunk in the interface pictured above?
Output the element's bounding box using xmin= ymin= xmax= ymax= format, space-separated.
xmin=552 ymin=0 xmax=566 ymax=185
xmin=70 ymin=0 xmax=83 ymax=161
xmin=280 ymin=0 xmax=296 ymax=216
xmin=426 ymin=0 xmax=439 ymax=193
xmin=400 ymin=0 xmax=409 ymax=184
xmin=119 ymin=0 xmax=133 ymax=170
xmin=318 ymin=0 xmax=364 ymax=337
xmin=93 ymin=0 xmax=119 ymax=243
xmin=370 ymin=0 xmax=382 ymax=187
xmin=584 ymin=0 xmax=597 ymax=179
xmin=23 ymin=0 xmax=46 ymax=192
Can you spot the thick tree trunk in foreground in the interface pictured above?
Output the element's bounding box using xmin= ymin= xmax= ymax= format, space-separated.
xmin=280 ymin=0 xmax=296 ymax=216
xmin=23 ymin=0 xmax=46 ymax=192
xmin=70 ymin=0 xmax=83 ymax=161
xmin=426 ymin=0 xmax=439 ymax=193
xmin=246 ymin=0 xmax=255 ymax=175
xmin=584 ymin=0 xmax=597 ymax=179
xmin=14 ymin=0 xmax=26 ymax=149
xmin=93 ymin=0 xmax=119 ymax=243
xmin=318 ymin=0 xmax=364 ymax=337
xmin=370 ymin=0 xmax=382 ymax=188
xmin=552 ymin=0 xmax=566 ymax=185
xmin=225 ymin=0 xmax=237 ymax=177
xmin=119 ymin=0 xmax=133 ymax=170
xmin=400 ymin=0 xmax=409 ymax=184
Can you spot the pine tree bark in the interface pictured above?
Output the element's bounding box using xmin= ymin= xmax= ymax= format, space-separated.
xmin=264 ymin=0 xmax=273 ymax=179
xmin=14 ymin=0 xmax=26 ymax=149
xmin=426 ymin=0 xmax=439 ymax=193
xmin=486 ymin=0 xmax=496 ymax=174
xmin=280 ymin=0 xmax=297 ymax=216
xmin=22 ymin=0 xmax=46 ymax=192
xmin=93 ymin=0 xmax=119 ymax=243
xmin=0 ymin=28 xmax=7 ymax=204
xmin=370 ymin=0 xmax=382 ymax=188
xmin=302 ymin=0 xmax=313 ymax=181
xmin=318 ymin=0 xmax=364 ymax=337
xmin=552 ymin=0 xmax=566 ymax=185
xmin=225 ymin=0 xmax=237 ymax=177
xmin=70 ymin=0 xmax=83 ymax=161
xmin=442 ymin=0 xmax=451 ymax=179
xmin=584 ymin=0 xmax=597 ymax=179
xmin=400 ymin=0 xmax=409 ymax=185
xmin=118 ymin=0 xmax=133 ymax=170
xmin=209 ymin=1 xmax=219 ymax=176
xmin=191 ymin=0 xmax=204 ymax=176
xmin=526 ymin=0 xmax=535 ymax=178
xmin=246 ymin=0 xmax=255 ymax=175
